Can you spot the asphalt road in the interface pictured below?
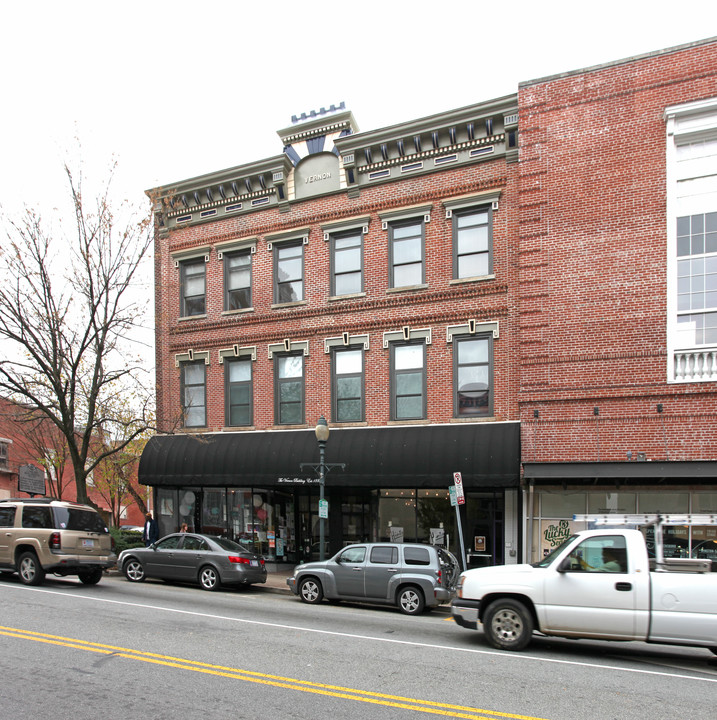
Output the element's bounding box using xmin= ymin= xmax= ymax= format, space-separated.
xmin=1 ymin=573 xmax=716 ymax=720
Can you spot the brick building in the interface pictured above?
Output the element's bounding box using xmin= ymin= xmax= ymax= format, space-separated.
xmin=142 ymin=99 xmax=522 ymax=567
xmin=518 ymin=38 xmax=717 ymax=562
xmin=0 ymin=396 xmax=146 ymax=526
xmin=142 ymin=37 xmax=717 ymax=567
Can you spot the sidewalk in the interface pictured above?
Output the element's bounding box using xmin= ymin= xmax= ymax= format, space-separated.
xmin=261 ymin=566 xmax=295 ymax=594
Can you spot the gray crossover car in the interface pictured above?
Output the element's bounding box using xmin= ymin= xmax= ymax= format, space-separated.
xmin=118 ymin=533 xmax=267 ymax=591
xmin=287 ymin=543 xmax=460 ymax=615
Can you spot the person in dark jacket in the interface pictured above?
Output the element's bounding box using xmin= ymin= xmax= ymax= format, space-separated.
xmin=142 ymin=512 xmax=159 ymax=546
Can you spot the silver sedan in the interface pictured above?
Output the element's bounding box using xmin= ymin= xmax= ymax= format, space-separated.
xmin=118 ymin=533 xmax=267 ymax=591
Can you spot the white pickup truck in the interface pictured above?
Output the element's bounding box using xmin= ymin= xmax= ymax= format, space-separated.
xmin=451 ymin=514 xmax=717 ymax=654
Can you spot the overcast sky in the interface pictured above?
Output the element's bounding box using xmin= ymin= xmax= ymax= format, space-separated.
xmin=0 ymin=1 xmax=714 ymax=371
xmin=1 ymin=0 xmax=716 ymax=218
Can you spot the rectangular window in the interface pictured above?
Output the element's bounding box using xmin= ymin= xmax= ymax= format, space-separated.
xmin=224 ymin=250 xmax=252 ymax=310
xmin=676 ymin=212 xmax=717 ymax=347
xmin=0 ymin=441 xmax=7 ymax=469
xmin=275 ymin=354 xmax=304 ymax=424
xmin=332 ymin=347 xmax=364 ymax=422
xmin=225 ymin=359 xmax=252 ymax=426
xmin=331 ymin=230 xmax=363 ymax=295
xmin=454 ymin=335 xmax=493 ymax=417
xmin=274 ymin=242 xmax=304 ymax=303
xmin=453 ymin=207 xmax=492 ymax=279
xmin=390 ymin=343 xmax=426 ymax=420
xmin=180 ymin=259 xmax=206 ymax=317
xmin=389 ymin=220 xmax=424 ymax=288
xmin=181 ymin=361 xmax=206 ymax=427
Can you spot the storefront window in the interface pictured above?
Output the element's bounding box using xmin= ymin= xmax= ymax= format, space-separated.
xmin=540 ymin=492 xmax=586 ymax=518
xmin=587 ymin=492 xmax=636 ymax=514
xmin=156 ymin=488 xmax=178 ymax=538
xmin=378 ymin=489 xmax=416 ymax=542
xmin=416 ymin=489 xmax=453 ymax=548
xmin=637 ymin=492 xmax=689 ymax=514
xmin=201 ymin=489 xmax=227 ymax=535
xmin=178 ymin=490 xmax=197 ymax=532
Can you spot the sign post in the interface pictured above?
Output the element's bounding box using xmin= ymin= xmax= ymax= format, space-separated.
xmin=452 ymin=472 xmax=467 ymax=572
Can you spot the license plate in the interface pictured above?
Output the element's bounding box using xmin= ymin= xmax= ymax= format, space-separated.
xmin=250 ymin=560 xmax=259 ymax=567
xmin=82 ymin=539 xmax=95 ymax=549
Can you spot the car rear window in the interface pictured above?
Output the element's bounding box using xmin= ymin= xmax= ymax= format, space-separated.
xmin=211 ymin=536 xmax=243 ymax=552
xmin=370 ymin=546 xmax=398 ymax=564
xmin=403 ymin=547 xmax=431 ymax=566
xmin=52 ymin=507 xmax=108 ymax=533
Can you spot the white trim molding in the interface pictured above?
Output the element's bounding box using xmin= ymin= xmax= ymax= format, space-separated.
xmin=324 ymin=333 xmax=370 ymax=353
xmin=379 ymin=203 xmax=432 ymax=230
xmin=215 ymin=236 xmax=258 ymax=260
xmin=446 ymin=320 xmax=500 ymax=342
xmin=382 ymin=326 xmax=432 ymax=348
xmin=443 ymin=190 xmax=502 ymax=218
xmin=171 ymin=246 xmax=211 ymax=268
xmin=218 ymin=345 xmax=257 ymax=363
xmin=267 ymin=339 xmax=310 ymax=358
xmin=174 ymin=349 xmax=211 ymax=367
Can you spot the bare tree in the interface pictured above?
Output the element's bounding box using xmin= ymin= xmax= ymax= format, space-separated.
xmin=0 ymin=161 xmax=154 ymax=506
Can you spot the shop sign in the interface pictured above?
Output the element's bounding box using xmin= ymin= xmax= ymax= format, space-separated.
xmin=277 ymin=477 xmax=320 ymax=485
xmin=540 ymin=519 xmax=574 ymax=556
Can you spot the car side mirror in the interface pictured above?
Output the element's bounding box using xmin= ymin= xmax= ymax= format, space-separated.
xmin=557 ymin=557 xmax=571 ymax=573
xmin=335 ymin=555 xmax=342 ymax=564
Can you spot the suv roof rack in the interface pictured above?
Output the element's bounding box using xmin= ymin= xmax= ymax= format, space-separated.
xmin=0 ymin=497 xmax=58 ymax=504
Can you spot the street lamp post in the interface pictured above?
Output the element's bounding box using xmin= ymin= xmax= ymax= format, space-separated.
xmin=315 ymin=416 xmax=330 ymax=561
xmin=300 ymin=417 xmax=344 ymax=563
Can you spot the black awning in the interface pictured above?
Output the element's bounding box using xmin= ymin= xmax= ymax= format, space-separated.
xmin=523 ymin=461 xmax=717 ymax=484
xmin=139 ymin=422 xmax=521 ymax=489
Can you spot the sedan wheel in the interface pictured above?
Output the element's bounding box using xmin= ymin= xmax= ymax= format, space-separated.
xmin=199 ymin=565 xmax=221 ymax=591
xmin=298 ymin=577 xmax=323 ymax=604
xmin=397 ymin=586 xmax=425 ymax=615
xmin=123 ymin=558 xmax=146 ymax=583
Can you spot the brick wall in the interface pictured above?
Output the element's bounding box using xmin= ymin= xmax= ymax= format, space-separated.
xmin=154 ymin=161 xmax=521 ymax=432
xmin=517 ymin=40 xmax=717 ymax=462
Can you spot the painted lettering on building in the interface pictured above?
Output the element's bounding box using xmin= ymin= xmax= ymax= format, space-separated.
xmin=305 ymin=172 xmax=331 ymax=184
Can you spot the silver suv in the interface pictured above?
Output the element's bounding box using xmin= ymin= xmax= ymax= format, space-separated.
xmin=287 ymin=543 xmax=460 ymax=615
xmin=0 ymin=498 xmax=116 ymax=586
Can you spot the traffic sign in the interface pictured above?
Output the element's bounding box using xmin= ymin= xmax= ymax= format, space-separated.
xmin=318 ymin=499 xmax=328 ymax=518
xmin=453 ymin=471 xmax=465 ymax=505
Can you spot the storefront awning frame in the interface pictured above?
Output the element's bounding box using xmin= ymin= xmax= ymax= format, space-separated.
xmin=139 ymin=422 xmax=521 ymax=490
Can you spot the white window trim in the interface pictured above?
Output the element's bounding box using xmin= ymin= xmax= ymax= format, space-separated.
xmin=383 ymin=326 xmax=432 ymax=348
xmin=267 ymin=339 xmax=310 ymax=358
xmin=324 ymin=333 xmax=370 ymax=353
xmin=665 ymin=97 xmax=717 ymax=383
xmin=174 ymin=350 xmax=211 ymax=367
xmin=218 ymin=345 xmax=257 ymax=363
xmin=171 ymin=246 xmax=211 ymax=268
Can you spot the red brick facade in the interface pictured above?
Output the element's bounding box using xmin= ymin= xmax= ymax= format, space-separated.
xmin=518 ymin=40 xmax=717 ymax=463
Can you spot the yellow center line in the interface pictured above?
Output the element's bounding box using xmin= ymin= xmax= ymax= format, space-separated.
xmin=0 ymin=625 xmax=551 ymax=720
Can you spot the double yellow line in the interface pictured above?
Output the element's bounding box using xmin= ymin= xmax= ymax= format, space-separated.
xmin=0 ymin=625 xmax=549 ymax=720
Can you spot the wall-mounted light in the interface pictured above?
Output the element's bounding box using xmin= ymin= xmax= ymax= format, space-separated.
xmin=593 ymin=407 xmax=599 ymax=416
xmin=657 ymin=403 xmax=664 ymax=413
xmin=533 ymin=410 xmax=539 ymax=418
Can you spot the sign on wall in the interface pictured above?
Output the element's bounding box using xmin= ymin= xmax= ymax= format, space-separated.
xmin=18 ymin=464 xmax=45 ymax=496
xmin=540 ymin=519 xmax=576 ymax=557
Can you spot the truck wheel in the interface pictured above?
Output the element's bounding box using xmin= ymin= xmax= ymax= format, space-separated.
xmin=18 ymin=551 xmax=46 ymax=586
xmin=483 ymin=599 xmax=534 ymax=651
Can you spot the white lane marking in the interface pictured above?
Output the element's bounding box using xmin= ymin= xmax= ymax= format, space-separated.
xmin=3 ymin=583 xmax=716 ymax=684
